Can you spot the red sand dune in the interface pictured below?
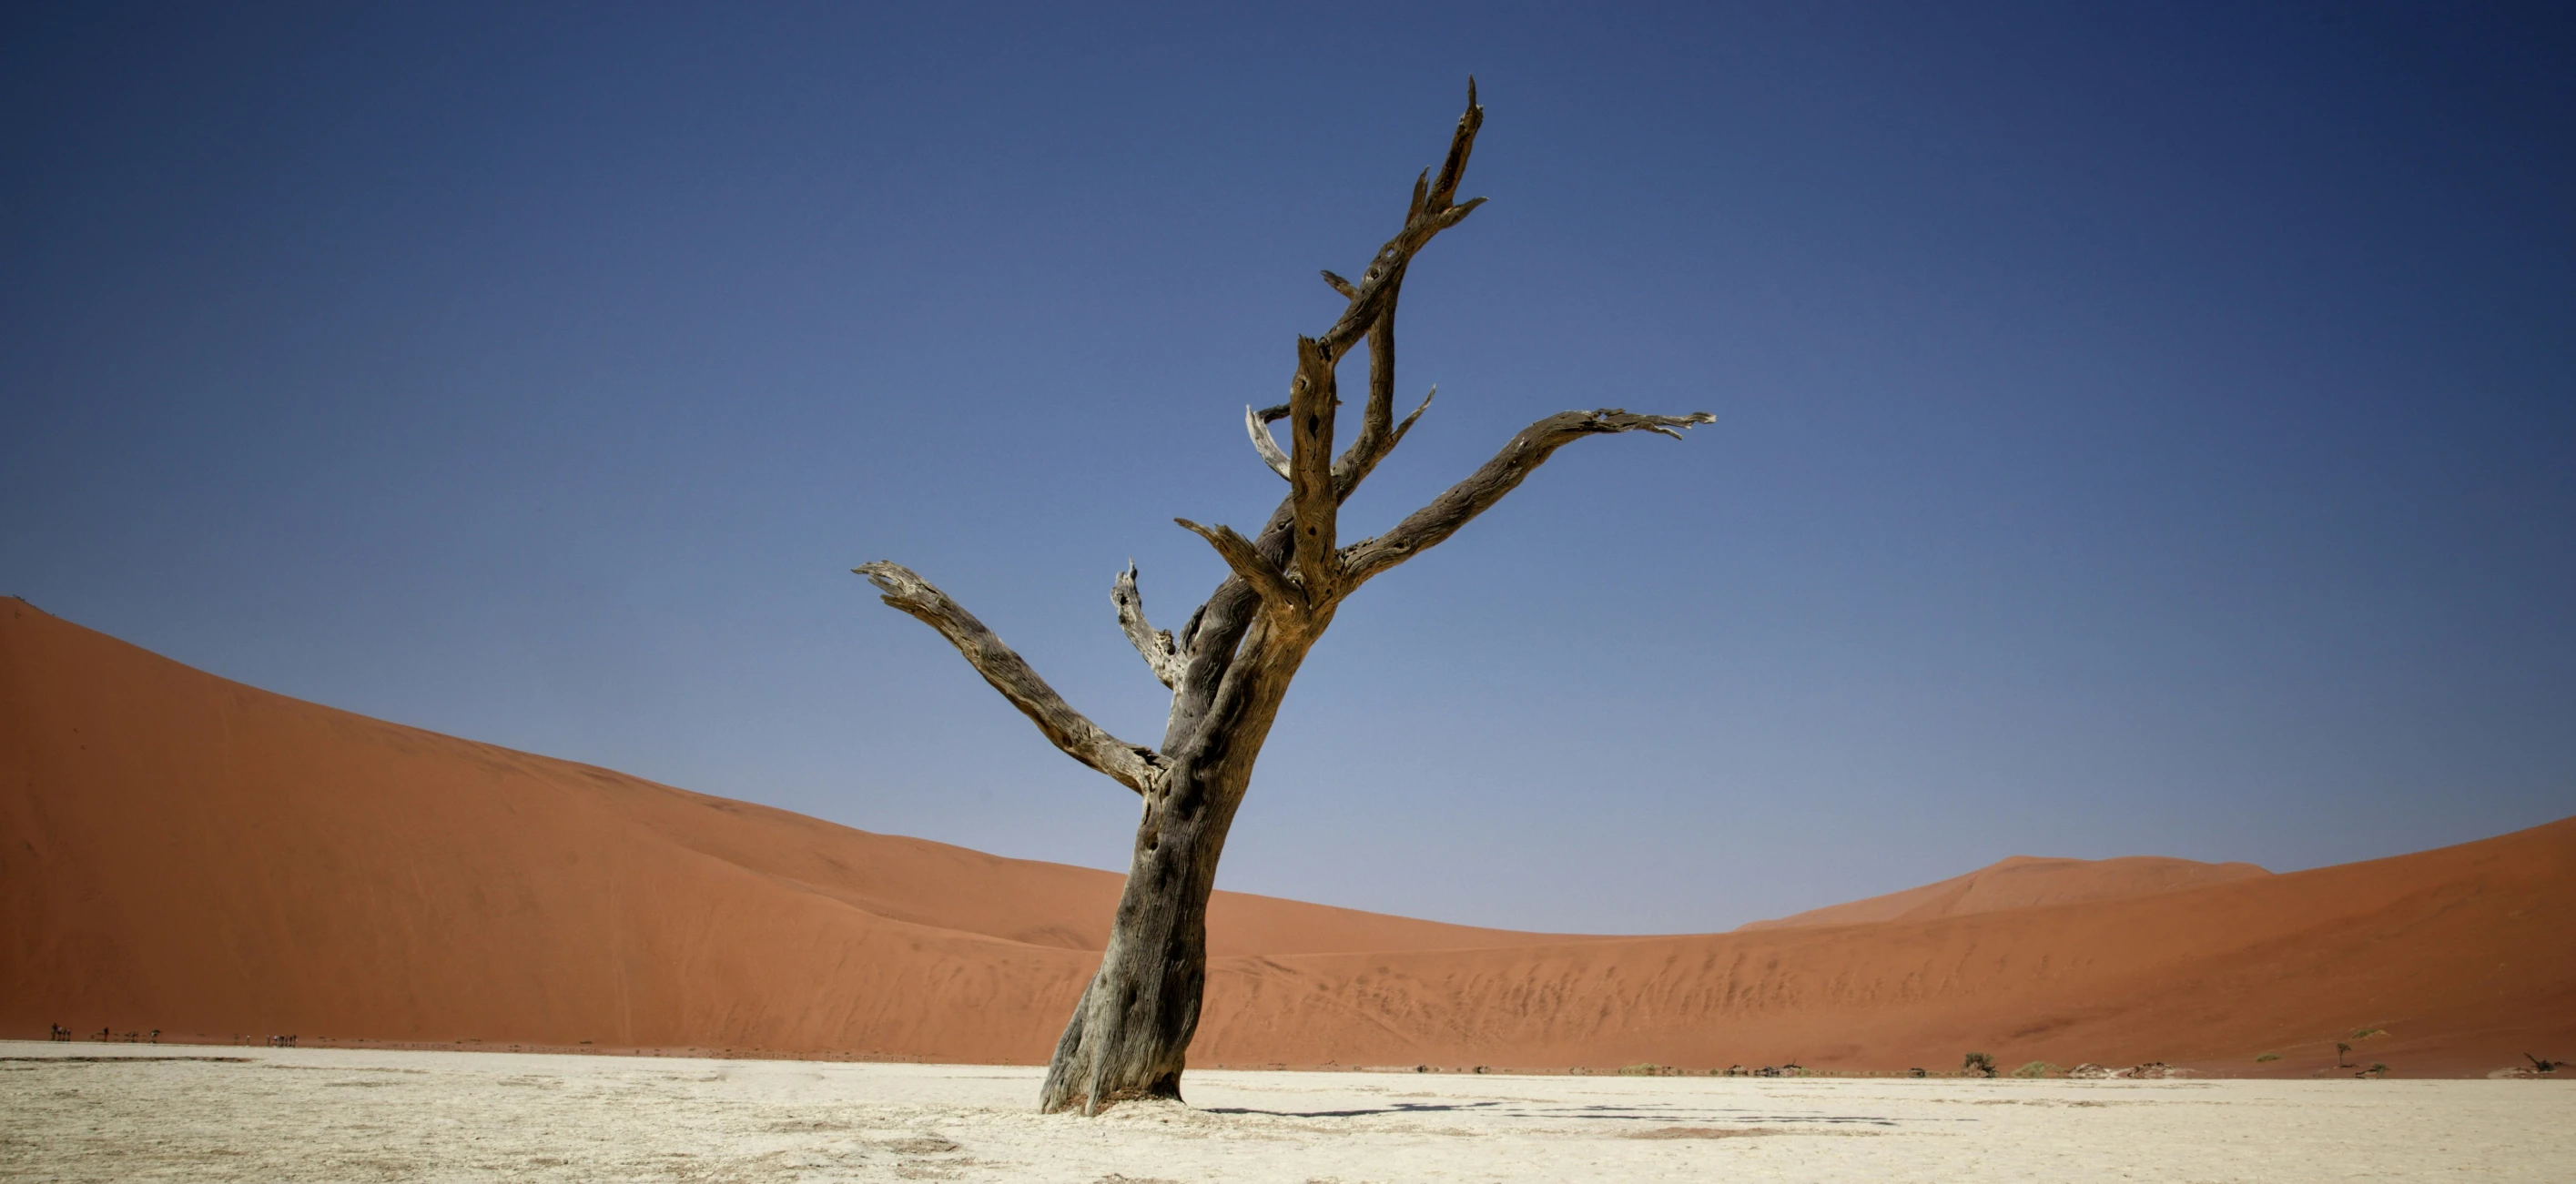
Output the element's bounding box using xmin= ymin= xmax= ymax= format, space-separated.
xmin=1737 ymin=854 xmax=2272 ymax=930
xmin=5 ymin=602 xmax=2571 ymax=1078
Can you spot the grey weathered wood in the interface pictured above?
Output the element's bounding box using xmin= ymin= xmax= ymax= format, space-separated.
xmin=1111 ymin=562 xmax=1185 ymax=689
xmin=1242 ymin=404 xmax=1292 ymax=481
xmin=1308 ymin=81 xmax=1486 ymax=366
xmin=1389 ymin=384 xmax=1436 ymax=450
xmin=1172 ymin=518 xmax=1303 ymax=615
xmin=853 ymin=562 xmax=1162 ymax=794
xmin=853 ymin=82 xmax=1714 ymax=1116
xmin=1338 ymin=409 xmax=1717 ymax=586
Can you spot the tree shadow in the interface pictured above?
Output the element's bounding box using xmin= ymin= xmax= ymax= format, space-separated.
xmin=1203 ymin=1099 xmax=1509 ymax=1118
xmin=1203 ymin=1099 xmax=1903 ymax=1125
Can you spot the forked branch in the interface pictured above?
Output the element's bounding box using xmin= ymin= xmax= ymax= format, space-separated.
xmin=1173 ymin=518 xmax=1305 ymax=615
xmin=1313 ymin=83 xmax=1482 ymax=501
xmin=1220 ymin=82 xmax=1486 ymax=524
xmin=854 ymin=562 xmax=1162 ymax=794
xmin=1312 ymin=80 xmax=1486 ymax=364
xmin=1112 ymin=562 xmax=1185 ymax=689
xmin=1338 ymin=409 xmax=1717 ymax=585
xmin=1170 ymin=80 xmax=1487 ymax=731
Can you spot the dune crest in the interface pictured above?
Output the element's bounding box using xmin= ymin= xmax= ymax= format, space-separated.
xmin=1738 ymin=854 xmax=2272 ymax=931
xmin=5 ymin=602 xmax=2571 ymax=1076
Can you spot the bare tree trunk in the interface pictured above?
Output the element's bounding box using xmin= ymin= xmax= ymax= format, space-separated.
xmin=1039 ymin=612 xmax=1327 ymax=1113
xmin=853 ymin=82 xmax=1716 ymax=1114
xmin=1036 ymin=754 xmax=1248 ymax=1112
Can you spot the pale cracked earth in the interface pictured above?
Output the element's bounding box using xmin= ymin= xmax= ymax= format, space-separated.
xmin=1 ymin=1042 xmax=2566 ymax=1182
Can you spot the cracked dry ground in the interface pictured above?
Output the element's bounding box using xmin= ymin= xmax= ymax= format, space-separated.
xmin=2 ymin=1044 xmax=2568 ymax=1182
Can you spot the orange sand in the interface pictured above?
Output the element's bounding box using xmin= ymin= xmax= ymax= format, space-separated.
xmin=5 ymin=602 xmax=2570 ymax=1077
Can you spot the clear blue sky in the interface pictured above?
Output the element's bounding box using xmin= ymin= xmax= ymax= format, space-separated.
xmin=5 ymin=3 xmax=2570 ymax=932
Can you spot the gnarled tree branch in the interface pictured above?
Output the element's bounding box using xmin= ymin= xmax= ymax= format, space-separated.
xmin=1166 ymin=82 xmax=1489 ymax=748
xmin=1243 ymin=403 xmax=1291 ymax=481
xmin=854 ymin=562 xmax=1162 ymax=794
xmin=1111 ymin=562 xmax=1185 ymax=689
xmin=1310 ymin=82 xmax=1481 ymax=501
xmin=1173 ymin=518 xmax=1304 ymax=615
xmin=1330 ymin=301 xmax=1402 ymax=498
xmin=1312 ymin=81 xmax=1486 ymax=364
xmin=1338 ymin=409 xmax=1717 ymax=586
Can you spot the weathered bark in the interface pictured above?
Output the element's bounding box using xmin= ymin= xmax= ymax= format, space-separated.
xmin=1111 ymin=562 xmax=1184 ymax=689
xmin=1037 ymin=614 xmax=1319 ymax=1114
xmin=1337 ymin=408 xmax=1719 ymax=587
xmin=1243 ymin=403 xmax=1292 ymax=481
xmin=851 ymin=81 xmax=1715 ymax=1114
xmin=852 ymin=561 xmax=1161 ymax=794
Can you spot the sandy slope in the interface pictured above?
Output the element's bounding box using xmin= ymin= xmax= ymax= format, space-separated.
xmin=1192 ymin=814 xmax=2575 ymax=1076
xmin=5 ymin=602 xmax=2571 ymax=1076
xmin=0 ymin=602 xmax=1570 ymax=1064
xmin=1737 ymin=854 xmax=2271 ymax=930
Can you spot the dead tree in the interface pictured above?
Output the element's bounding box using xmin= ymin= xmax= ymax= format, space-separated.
xmin=854 ymin=83 xmax=1713 ymax=1115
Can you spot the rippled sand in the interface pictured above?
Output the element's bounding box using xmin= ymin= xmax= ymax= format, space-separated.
xmin=3 ymin=1042 xmax=2566 ymax=1182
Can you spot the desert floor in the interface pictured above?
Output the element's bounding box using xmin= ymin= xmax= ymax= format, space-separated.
xmin=2 ymin=1042 xmax=2567 ymax=1182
